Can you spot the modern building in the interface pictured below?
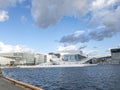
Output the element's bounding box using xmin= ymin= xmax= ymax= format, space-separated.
xmin=14 ymin=52 xmax=34 ymax=65
xmin=48 ymin=53 xmax=61 ymax=61
xmin=86 ymin=48 xmax=120 ymax=64
xmin=86 ymin=56 xmax=112 ymax=64
xmin=111 ymin=48 xmax=120 ymax=64
xmin=0 ymin=52 xmax=34 ymax=65
xmin=0 ymin=56 xmax=15 ymax=66
xmin=34 ymin=54 xmax=47 ymax=64
xmin=63 ymin=54 xmax=86 ymax=62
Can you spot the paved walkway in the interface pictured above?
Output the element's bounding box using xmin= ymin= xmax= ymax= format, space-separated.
xmin=0 ymin=77 xmax=25 ymax=90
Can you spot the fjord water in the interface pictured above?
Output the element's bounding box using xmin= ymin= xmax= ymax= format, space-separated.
xmin=2 ymin=65 xmax=120 ymax=90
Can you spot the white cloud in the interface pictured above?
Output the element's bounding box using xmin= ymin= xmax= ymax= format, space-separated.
xmin=90 ymin=0 xmax=120 ymax=28
xmin=74 ymin=30 xmax=85 ymax=37
xmin=0 ymin=10 xmax=9 ymax=22
xmin=0 ymin=0 xmax=26 ymax=22
xmin=92 ymin=0 xmax=105 ymax=9
xmin=31 ymin=0 xmax=120 ymax=44
xmin=31 ymin=0 xmax=90 ymax=28
xmin=91 ymin=0 xmax=117 ymax=10
xmin=57 ymin=45 xmax=76 ymax=52
xmin=57 ymin=44 xmax=87 ymax=55
xmin=96 ymin=25 xmax=106 ymax=29
xmin=31 ymin=0 xmax=120 ymax=29
xmin=60 ymin=0 xmax=120 ymax=44
xmin=0 ymin=41 xmax=33 ymax=53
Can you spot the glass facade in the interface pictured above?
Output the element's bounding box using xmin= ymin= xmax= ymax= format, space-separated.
xmin=63 ymin=54 xmax=86 ymax=62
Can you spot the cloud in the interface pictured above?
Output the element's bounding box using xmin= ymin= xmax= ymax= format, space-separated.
xmin=0 ymin=0 xmax=119 ymax=47
xmin=31 ymin=0 xmax=120 ymax=44
xmin=79 ymin=44 xmax=87 ymax=49
xmin=0 ymin=0 xmax=26 ymax=9
xmin=60 ymin=0 xmax=120 ymax=44
xmin=0 ymin=10 xmax=9 ymax=22
xmin=0 ymin=41 xmax=33 ymax=53
xmin=57 ymin=45 xmax=77 ymax=52
xmin=57 ymin=44 xmax=87 ymax=54
xmin=31 ymin=0 xmax=90 ymax=28
xmin=31 ymin=0 xmax=120 ymax=30
xmin=0 ymin=0 xmax=26 ymax=22
xmin=89 ymin=0 xmax=120 ymax=40
xmin=59 ymin=30 xmax=89 ymax=44
xmin=91 ymin=0 xmax=118 ymax=10
xmin=0 ymin=0 xmax=17 ymax=9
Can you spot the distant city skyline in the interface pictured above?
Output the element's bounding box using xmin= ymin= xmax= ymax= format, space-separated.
xmin=0 ymin=0 xmax=120 ymax=57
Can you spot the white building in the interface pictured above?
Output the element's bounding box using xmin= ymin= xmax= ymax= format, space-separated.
xmin=48 ymin=53 xmax=62 ymax=63
xmin=0 ymin=56 xmax=15 ymax=66
xmin=34 ymin=54 xmax=47 ymax=64
xmin=0 ymin=52 xmax=34 ymax=65
xmin=63 ymin=54 xmax=86 ymax=62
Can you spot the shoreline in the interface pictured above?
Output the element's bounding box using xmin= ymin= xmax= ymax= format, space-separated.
xmin=2 ymin=64 xmax=120 ymax=69
xmin=1 ymin=64 xmax=97 ymax=68
xmin=15 ymin=64 xmax=97 ymax=68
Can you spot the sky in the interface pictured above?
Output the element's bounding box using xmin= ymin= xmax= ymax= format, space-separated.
xmin=0 ymin=0 xmax=120 ymax=57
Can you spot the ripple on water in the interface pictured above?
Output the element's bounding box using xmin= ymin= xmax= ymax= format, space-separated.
xmin=2 ymin=65 xmax=120 ymax=90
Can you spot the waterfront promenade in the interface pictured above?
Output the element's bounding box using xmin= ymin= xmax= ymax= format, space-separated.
xmin=0 ymin=67 xmax=25 ymax=90
xmin=0 ymin=77 xmax=25 ymax=90
xmin=0 ymin=76 xmax=44 ymax=90
xmin=0 ymin=67 xmax=43 ymax=90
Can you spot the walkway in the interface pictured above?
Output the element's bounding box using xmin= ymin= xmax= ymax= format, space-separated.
xmin=0 ymin=77 xmax=25 ymax=90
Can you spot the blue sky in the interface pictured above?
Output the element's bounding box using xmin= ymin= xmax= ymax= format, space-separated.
xmin=0 ymin=0 xmax=120 ymax=57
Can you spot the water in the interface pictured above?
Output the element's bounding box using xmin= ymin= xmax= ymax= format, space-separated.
xmin=2 ymin=65 xmax=120 ymax=90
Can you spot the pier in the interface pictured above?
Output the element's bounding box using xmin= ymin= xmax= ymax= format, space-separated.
xmin=0 ymin=76 xmax=43 ymax=90
xmin=0 ymin=77 xmax=24 ymax=90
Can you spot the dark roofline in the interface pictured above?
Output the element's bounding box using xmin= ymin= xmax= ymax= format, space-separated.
xmin=111 ymin=48 xmax=120 ymax=52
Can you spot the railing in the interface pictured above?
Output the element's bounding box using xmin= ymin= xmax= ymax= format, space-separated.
xmin=3 ymin=76 xmax=44 ymax=90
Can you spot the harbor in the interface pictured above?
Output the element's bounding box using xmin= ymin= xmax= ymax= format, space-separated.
xmin=0 ymin=48 xmax=120 ymax=90
xmin=0 ymin=0 xmax=120 ymax=90
xmin=2 ymin=65 xmax=120 ymax=90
